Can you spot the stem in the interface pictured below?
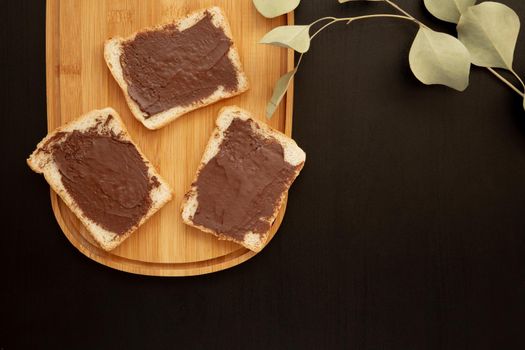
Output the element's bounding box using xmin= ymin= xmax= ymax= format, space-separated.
xmin=383 ymin=0 xmax=411 ymax=18
xmin=349 ymin=14 xmax=419 ymax=25
xmin=384 ymin=0 xmax=426 ymax=27
xmin=309 ymin=16 xmax=337 ymax=28
xmin=296 ymin=53 xmax=304 ymax=70
xmin=488 ymin=68 xmax=524 ymax=97
xmin=511 ymin=69 xmax=525 ymax=91
xmin=310 ymin=14 xmax=417 ymax=40
xmin=311 ymin=19 xmax=341 ymax=39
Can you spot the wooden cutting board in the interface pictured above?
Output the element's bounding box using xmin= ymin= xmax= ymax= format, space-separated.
xmin=46 ymin=0 xmax=294 ymax=276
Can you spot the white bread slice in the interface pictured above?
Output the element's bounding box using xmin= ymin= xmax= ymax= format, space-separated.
xmin=104 ymin=6 xmax=249 ymax=130
xmin=181 ymin=106 xmax=306 ymax=252
xmin=27 ymin=108 xmax=173 ymax=251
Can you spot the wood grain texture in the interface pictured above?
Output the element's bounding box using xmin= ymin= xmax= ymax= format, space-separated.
xmin=45 ymin=0 xmax=295 ymax=276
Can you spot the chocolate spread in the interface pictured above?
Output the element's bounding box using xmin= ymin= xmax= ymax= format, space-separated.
xmin=51 ymin=120 xmax=156 ymax=235
xmin=192 ymin=118 xmax=299 ymax=240
xmin=120 ymin=12 xmax=239 ymax=117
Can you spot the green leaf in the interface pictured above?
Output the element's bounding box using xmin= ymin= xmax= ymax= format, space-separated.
xmin=423 ymin=0 xmax=476 ymax=23
xmin=259 ymin=25 xmax=311 ymax=53
xmin=409 ymin=27 xmax=471 ymax=91
xmin=457 ymin=2 xmax=520 ymax=70
xmin=253 ymin=0 xmax=301 ymax=18
xmin=267 ymin=70 xmax=296 ymax=118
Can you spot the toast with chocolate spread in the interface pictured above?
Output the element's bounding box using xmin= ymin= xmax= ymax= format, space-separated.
xmin=27 ymin=108 xmax=173 ymax=251
xmin=104 ymin=7 xmax=249 ymax=130
xmin=181 ymin=106 xmax=306 ymax=252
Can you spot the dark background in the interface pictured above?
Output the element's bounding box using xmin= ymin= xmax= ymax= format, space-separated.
xmin=2 ymin=0 xmax=525 ymax=349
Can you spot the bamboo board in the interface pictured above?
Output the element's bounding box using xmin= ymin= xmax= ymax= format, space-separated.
xmin=46 ymin=0 xmax=294 ymax=276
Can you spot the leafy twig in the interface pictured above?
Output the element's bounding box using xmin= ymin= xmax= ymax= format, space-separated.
xmin=261 ymin=12 xmax=465 ymax=117
xmin=261 ymin=13 xmax=422 ymax=117
xmin=256 ymin=0 xmax=525 ymax=116
xmin=383 ymin=0 xmax=525 ymax=99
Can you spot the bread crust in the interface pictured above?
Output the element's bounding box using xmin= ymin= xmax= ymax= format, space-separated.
xmin=104 ymin=6 xmax=249 ymax=130
xmin=27 ymin=108 xmax=174 ymax=251
xmin=181 ymin=106 xmax=306 ymax=252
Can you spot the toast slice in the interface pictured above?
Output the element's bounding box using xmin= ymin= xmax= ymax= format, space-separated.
xmin=27 ymin=108 xmax=173 ymax=251
xmin=104 ymin=6 xmax=249 ymax=130
xmin=181 ymin=106 xmax=306 ymax=252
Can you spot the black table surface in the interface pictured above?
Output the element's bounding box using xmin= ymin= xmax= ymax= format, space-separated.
xmin=2 ymin=0 xmax=525 ymax=349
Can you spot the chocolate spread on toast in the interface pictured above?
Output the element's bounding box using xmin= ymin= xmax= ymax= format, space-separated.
xmin=120 ymin=12 xmax=238 ymax=117
xmin=192 ymin=118 xmax=298 ymax=240
xmin=51 ymin=117 xmax=157 ymax=235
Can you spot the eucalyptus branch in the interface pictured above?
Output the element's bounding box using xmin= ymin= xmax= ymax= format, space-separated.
xmin=261 ymin=13 xmax=421 ymax=117
xmin=381 ymin=0 xmax=525 ymax=99
xmin=257 ymin=0 xmax=525 ymax=116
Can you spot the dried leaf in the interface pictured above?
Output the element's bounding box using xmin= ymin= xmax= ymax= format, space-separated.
xmin=267 ymin=70 xmax=296 ymax=118
xmin=457 ymin=2 xmax=520 ymax=70
xmin=409 ymin=27 xmax=471 ymax=91
xmin=424 ymin=0 xmax=476 ymax=23
xmin=259 ymin=25 xmax=311 ymax=53
xmin=253 ymin=0 xmax=301 ymax=19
